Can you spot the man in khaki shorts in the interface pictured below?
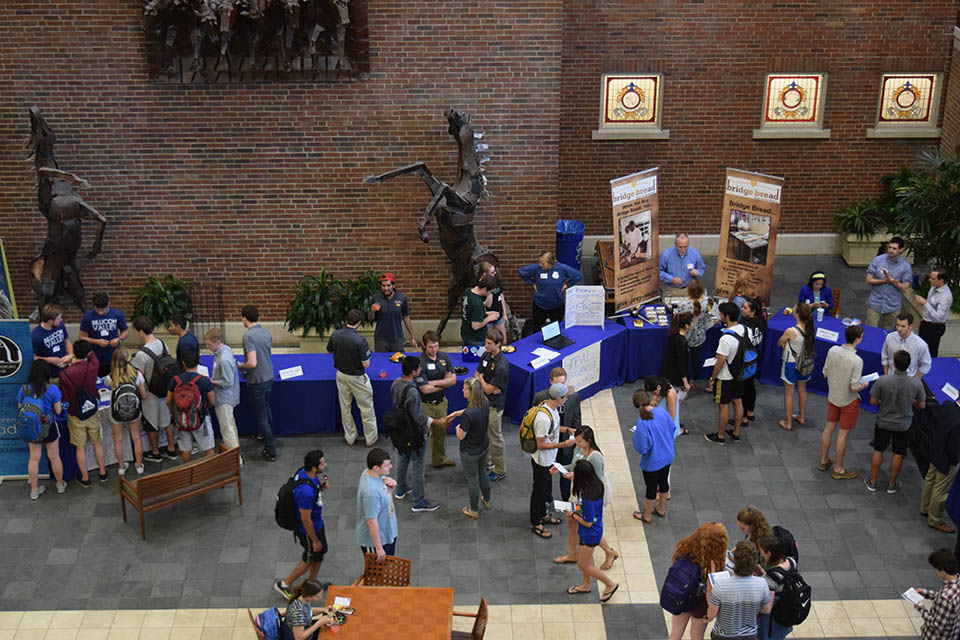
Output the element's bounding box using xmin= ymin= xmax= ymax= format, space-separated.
xmin=58 ymin=340 xmax=107 ymax=487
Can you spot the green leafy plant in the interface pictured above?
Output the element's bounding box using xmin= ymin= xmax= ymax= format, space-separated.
xmin=334 ymin=270 xmax=380 ymax=323
xmin=133 ymin=276 xmax=192 ymax=329
xmin=835 ymin=199 xmax=889 ymax=239
xmin=284 ymin=270 xmax=339 ymax=338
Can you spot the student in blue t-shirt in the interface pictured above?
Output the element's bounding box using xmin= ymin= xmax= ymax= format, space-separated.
xmin=31 ymin=304 xmax=73 ymax=378
xmin=167 ymin=313 xmax=199 ymax=369
xmin=17 ymin=360 xmax=66 ymax=499
xmin=517 ymin=251 xmax=582 ymax=334
xmin=565 ymin=460 xmax=618 ymax=602
xmin=78 ymin=293 xmax=129 ymax=378
xmin=274 ymin=449 xmax=330 ymax=600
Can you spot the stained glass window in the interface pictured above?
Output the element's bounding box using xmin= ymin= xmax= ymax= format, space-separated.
xmin=594 ymin=73 xmax=668 ymax=140
xmin=763 ymin=75 xmax=824 ymax=125
xmin=867 ymin=73 xmax=942 ymax=139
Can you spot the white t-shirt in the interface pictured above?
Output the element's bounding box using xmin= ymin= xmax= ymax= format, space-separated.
xmin=716 ymin=324 xmax=744 ymax=381
xmin=531 ymin=404 xmax=560 ymax=466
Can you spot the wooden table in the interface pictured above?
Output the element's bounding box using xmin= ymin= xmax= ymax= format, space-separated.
xmin=320 ymin=585 xmax=455 ymax=639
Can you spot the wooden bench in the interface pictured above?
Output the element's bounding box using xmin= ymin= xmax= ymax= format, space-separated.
xmin=119 ymin=444 xmax=242 ymax=539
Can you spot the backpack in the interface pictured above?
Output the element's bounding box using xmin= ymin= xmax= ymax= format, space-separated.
xmin=773 ymin=525 xmax=799 ymax=562
xmin=789 ymin=327 xmax=815 ymax=377
xmin=385 ymin=383 xmax=424 ymax=453
xmin=111 ymin=381 xmax=142 ymax=423
xmin=659 ymin=556 xmax=702 ymax=614
xmin=16 ymin=386 xmax=52 ymax=443
xmin=519 ymin=403 xmax=554 ymax=454
xmin=722 ymin=327 xmax=758 ymax=382
xmin=139 ymin=342 xmax=180 ymax=398
xmin=274 ymin=469 xmax=319 ymax=531
xmin=768 ymin=564 xmax=812 ymax=627
xmin=74 ymin=387 xmax=99 ymax=421
xmin=171 ymin=374 xmax=203 ymax=431
xmin=253 ymin=607 xmax=293 ymax=640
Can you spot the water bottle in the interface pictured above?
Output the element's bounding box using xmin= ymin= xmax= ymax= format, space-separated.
xmin=817 ymin=307 xmax=824 ymax=322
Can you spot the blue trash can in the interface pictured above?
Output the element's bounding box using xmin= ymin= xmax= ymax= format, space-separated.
xmin=555 ymin=219 xmax=586 ymax=271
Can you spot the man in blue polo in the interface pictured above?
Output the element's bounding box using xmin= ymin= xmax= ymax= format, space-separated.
xmin=659 ymin=233 xmax=707 ymax=299
xmin=31 ymin=304 xmax=73 ymax=378
xmin=275 ymin=449 xmax=330 ymax=598
xmin=865 ymin=236 xmax=912 ymax=330
xmin=78 ymin=293 xmax=128 ymax=378
xmin=368 ymin=272 xmax=418 ymax=353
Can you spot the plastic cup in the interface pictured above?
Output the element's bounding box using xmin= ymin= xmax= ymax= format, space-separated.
xmin=330 ymin=624 xmax=340 ymax=635
xmin=379 ymin=370 xmax=386 ymax=378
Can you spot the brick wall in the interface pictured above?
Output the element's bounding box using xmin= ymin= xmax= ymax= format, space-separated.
xmin=560 ymin=1 xmax=957 ymax=236
xmin=0 ymin=1 xmax=563 ymax=322
xmin=941 ymin=27 xmax=960 ymax=156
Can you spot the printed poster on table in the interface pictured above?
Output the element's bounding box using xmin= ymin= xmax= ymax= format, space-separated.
xmin=0 ymin=240 xmax=17 ymax=319
xmin=562 ymin=341 xmax=602 ymax=393
xmin=714 ymin=168 xmax=783 ymax=305
xmin=611 ymin=167 xmax=660 ymax=312
xmin=564 ymin=286 xmax=605 ymax=329
xmin=0 ymin=320 xmax=36 ymax=479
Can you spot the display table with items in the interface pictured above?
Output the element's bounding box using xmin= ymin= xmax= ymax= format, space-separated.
xmin=617 ymin=304 xmax=723 ymax=383
xmin=760 ymin=307 xmax=887 ymax=411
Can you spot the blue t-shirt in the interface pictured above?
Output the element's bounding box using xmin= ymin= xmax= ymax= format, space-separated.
xmin=293 ymin=468 xmax=324 ymax=534
xmin=176 ymin=332 xmax=200 ymax=368
xmin=79 ymin=308 xmax=128 ymax=369
xmin=355 ymin=471 xmax=397 ymax=548
xmin=632 ymin=406 xmax=676 ymax=471
xmin=518 ymin=263 xmax=582 ymax=309
xmin=17 ymin=383 xmax=62 ymax=417
xmin=577 ymin=497 xmax=604 ymax=546
xmin=31 ymin=324 xmax=69 ymax=377
xmin=167 ymin=371 xmax=214 ymax=417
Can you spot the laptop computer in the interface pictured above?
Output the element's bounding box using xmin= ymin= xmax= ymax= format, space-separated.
xmin=541 ymin=321 xmax=574 ymax=349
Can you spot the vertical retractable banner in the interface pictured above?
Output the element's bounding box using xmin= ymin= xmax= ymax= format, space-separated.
xmin=0 ymin=320 xmax=35 ymax=480
xmin=715 ymin=168 xmax=784 ymax=304
xmin=611 ymin=167 xmax=660 ymax=312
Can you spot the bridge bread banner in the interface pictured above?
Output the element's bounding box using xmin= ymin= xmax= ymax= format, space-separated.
xmin=611 ymin=167 xmax=660 ymax=312
xmin=715 ymin=168 xmax=784 ymax=305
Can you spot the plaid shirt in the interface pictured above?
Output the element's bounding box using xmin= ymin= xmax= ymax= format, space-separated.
xmin=919 ymin=578 xmax=960 ymax=640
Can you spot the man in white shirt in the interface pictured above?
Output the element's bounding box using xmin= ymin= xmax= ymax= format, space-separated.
xmin=820 ymin=324 xmax=869 ymax=480
xmin=916 ymin=269 xmax=953 ymax=357
xmin=529 ymin=383 xmax=575 ymax=540
xmin=881 ymin=312 xmax=931 ymax=379
xmin=705 ymin=302 xmax=744 ymax=445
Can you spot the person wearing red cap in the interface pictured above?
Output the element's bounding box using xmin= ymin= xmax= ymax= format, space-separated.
xmin=367 ymin=273 xmax=418 ymax=353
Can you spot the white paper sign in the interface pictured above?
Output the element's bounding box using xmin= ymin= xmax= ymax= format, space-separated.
xmin=553 ymin=500 xmax=574 ymax=513
xmin=334 ymin=596 xmax=352 ymax=608
xmin=564 ymin=285 xmax=606 ymax=329
xmin=531 ymin=347 xmax=560 ymax=360
xmin=563 ymin=341 xmax=602 ymax=392
xmin=815 ymin=327 xmax=840 ymax=342
xmin=530 ymin=355 xmax=553 ymax=370
xmin=552 ymin=462 xmax=569 ymax=475
xmin=279 ymin=365 xmax=304 ymax=380
xmin=860 ymin=371 xmax=880 ymax=384
xmin=943 ymin=383 xmax=959 ymax=401
xmin=197 ymin=364 xmax=210 ymax=377
xmin=901 ymin=587 xmax=924 ymax=606
xmin=702 ymin=357 xmax=717 ymax=368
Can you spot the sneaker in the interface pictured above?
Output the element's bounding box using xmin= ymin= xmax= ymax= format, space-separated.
xmin=274 ymin=581 xmax=293 ymax=599
xmin=411 ymin=499 xmax=440 ymax=512
xmin=886 ymin=480 xmax=903 ymax=494
xmin=30 ymin=486 xmax=46 ymax=500
xmin=481 ymin=497 xmax=492 ymax=511
xmin=98 ymin=472 xmax=109 ymax=484
xmin=485 ymin=463 xmax=494 ymax=471
xmin=135 ymin=465 xmax=145 ymax=475
xmin=118 ymin=463 xmax=129 ymax=476
xmin=55 ymin=483 xmax=67 ymax=494
xmin=724 ymin=429 xmax=740 ymax=442
xmin=394 ymin=489 xmax=410 ymax=500
xmin=704 ymin=433 xmax=726 ymax=445
xmin=864 ymin=477 xmax=877 ymax=492
xmin=488 ymin=472 xmax=506 ymax=483
xmin=76 ymin=477 xmax=92 ymax=489
xmin=252 ymin=433 xmax=264 ymax=442
xmin=144 ymin=451 xmax=163 ymax=463
xmin=163 ymin=448 xmax=179 ymax=461
xmin=262 ymin=449 xmax=277 ymax=462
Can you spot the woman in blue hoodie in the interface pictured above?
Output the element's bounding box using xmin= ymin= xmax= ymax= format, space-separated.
xmin=518 ymin=251 xmax=582 ymax=334
xmin=632 ymin=389 xmax=676 ymax=522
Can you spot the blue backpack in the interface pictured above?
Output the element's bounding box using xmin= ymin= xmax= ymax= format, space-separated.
xmin=723 ymin=327 xmax=758 ymax=381
xmin=16 ymin=385 xmax=53 ymax=443
xmin=660 ymin=556 xmax=702 ymax=614
xmin=254 ymin=607 xmax=292 ymax=640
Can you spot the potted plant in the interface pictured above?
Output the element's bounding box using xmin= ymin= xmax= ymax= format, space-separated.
xmin=836 ymin=199 xmax=891 ymax=267
xmin=284 ymin=269 xmax=339 ymax=352
xmin=335 ymin=269 xmax=380 ymax=327
xmin=133 ymin=276 xmax=192 ymax=349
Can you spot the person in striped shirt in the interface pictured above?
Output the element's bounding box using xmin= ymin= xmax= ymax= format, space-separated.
xmin=707 ymin=540 xmax=772 ymax=639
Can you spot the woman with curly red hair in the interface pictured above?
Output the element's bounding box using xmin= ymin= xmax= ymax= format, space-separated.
xmin=665 ymin=521 xmax=729 ymax=640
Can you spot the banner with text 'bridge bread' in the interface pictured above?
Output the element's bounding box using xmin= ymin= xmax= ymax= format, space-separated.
xmin=611 ymin=167 xmax=660 ymax=312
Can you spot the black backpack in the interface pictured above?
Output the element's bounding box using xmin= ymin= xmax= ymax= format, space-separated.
xmin=275 ymin=469 xmax=318 ymax=531
xmin=769 ymin=564 xmax=812 ymax=626
xmin=722 ymin=327 xmax=758 ymax=381
xmin=385 ymin=383 xmax=425 ymax=453
xmin=139 ymin=342 xmax=181 ymax=398
xmin=111 ymin=382 xmax=142 ymax=423
xmin=74 ymin=386 xmax=100 ymax=420
xmin=773 ymin=525 xmax=799 ymax=562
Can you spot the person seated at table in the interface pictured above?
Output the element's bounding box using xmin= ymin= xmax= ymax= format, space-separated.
xmin=518 ymin=251 xmax=582 ymax=335
xmin=797 ymin=271 xmax=834 ymax=316
xmin=283 ymin=578 xmax=337 ymax=640
xmin=659 ymin=233 xmax=706 ymax=299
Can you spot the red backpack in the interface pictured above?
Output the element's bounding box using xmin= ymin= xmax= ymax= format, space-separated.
xmin=172 ymin=374 xmax=203 ymax=431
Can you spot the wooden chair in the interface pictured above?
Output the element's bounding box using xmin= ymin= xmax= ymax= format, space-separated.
xmin=351 ymin=553 xmax=412 ymax=586
xmin=452 ymin=598 xmax=488 ymax=640
xmin=247 ymin=609 xmax=266 ymax=640
xmin=831 ymin=288 xmax=841 ymax=317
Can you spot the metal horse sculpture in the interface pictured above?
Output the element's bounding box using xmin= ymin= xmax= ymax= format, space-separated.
xmin=25 ymin=107 xmax=107 ymax=319
xmin=364 ymin=109 xmax=512 ymax=337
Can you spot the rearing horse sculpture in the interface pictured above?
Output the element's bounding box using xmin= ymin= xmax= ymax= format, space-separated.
xmin=364 ymin=109 xmax=511 ymax=338
xmin=25 ymin=107 xmax=107 ymax=319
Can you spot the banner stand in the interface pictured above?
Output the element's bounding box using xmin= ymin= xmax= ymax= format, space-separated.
xmin=610 ymin=167 xmax=661 ymax=312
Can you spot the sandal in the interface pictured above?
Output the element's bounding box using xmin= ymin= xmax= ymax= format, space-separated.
xmin=654 ymin=508 xmax=666 ymax=518
xmin=600 ymin=550 xmax=619 ymax=571
xmin=600 ymin=583 xmax=620 ymax=603
xmin=541 ymin=515 xmax=561 ymax=526
xmin=554 ymin=553 xmax=577 ymax=564
xmin=462 ymin=506 xmax=479 ymax=519
xmin=567 ymin=585 xmax=591 ymax=595
xmin=632 ymin=510 xmax=652 ymax=523
xmin=791 ymin=414 xmax=806 ymax=426
xmin=777 ymin=420 xmax=792 ymax=432
xmin=531 ymin=525 xmax=553 ymax=539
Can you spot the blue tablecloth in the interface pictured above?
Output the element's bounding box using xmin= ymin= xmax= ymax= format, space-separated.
xmin=618 ymin=306 xmax=723 ymax=382
xmin=923 ymin=357 xmax=960 ymax=406
xmin=760 ymin=308 xmax=887 ymax=411
xmin=502 ymin=320 xmax=627 ymax=423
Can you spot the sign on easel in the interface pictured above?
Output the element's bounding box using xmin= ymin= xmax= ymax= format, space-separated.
xmin=0 ymin=321 xmax=36 ymax=481
xmin=564 ymin=286 xmax=605 ymax=329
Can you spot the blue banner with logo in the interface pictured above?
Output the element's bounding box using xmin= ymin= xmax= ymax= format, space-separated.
xmin=0 ymin=320 xmax=39 ymax=478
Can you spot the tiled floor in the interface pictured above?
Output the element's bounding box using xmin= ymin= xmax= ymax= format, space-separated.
xmin=0 ymin=255 xmax=943 ymax=638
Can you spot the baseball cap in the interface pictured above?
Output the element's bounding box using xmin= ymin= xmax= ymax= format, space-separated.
xmin=549 ymin=382 xmax=569 ymax=399
xmin=380 ymin=272 xmax=396 ymax=283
